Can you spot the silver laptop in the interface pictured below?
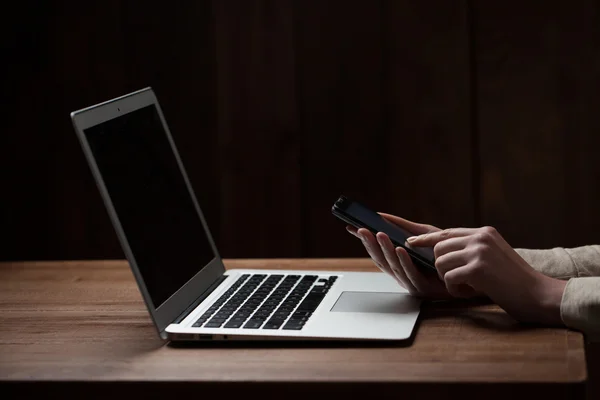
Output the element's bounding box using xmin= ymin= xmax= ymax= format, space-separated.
xmin=70 ymin=87 xmax=421 ymax=341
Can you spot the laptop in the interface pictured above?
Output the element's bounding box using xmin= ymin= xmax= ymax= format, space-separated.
xmin=70 ymin=87 xmax=421 ymax=341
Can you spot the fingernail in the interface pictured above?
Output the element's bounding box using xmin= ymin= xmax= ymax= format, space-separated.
xmin=407 ymin=236 xmax=417 ymax=243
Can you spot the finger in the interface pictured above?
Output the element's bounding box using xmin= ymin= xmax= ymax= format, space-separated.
xmin=442 ymin=264 xmax=478 ymax=298
xmin=346 ymin=225 xmax=359 ymax=238
xmin=395 ymin=246 xmax=428 ymax=293
xmin=444 ymin=263 xmax=477 ymax=288
xmin=433 ymin=236 xmax=470 ymax=259
xmin=407 ymin=228 xmax=479 ymax=247
xmin=376 ymin=233 xmax=416 ymax=292
xmin=435 ymin=249 xmax=470 ymax=280
xmin=357 ymin=228 xmax=392 ymax=275
xmin=379 ymin=213 xmax=438 ymax=235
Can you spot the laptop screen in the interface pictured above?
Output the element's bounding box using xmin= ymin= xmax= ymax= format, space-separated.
xmin=84 ymin=104 xmax=215 ymax=308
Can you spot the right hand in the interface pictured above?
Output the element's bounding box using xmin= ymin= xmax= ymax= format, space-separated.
xmin=346 ymin=213 xmax=479 ymax=300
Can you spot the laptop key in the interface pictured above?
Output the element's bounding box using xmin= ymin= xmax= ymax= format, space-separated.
xmin=243 ymin=320 xmax=263 ymax=329
xmin=283 ymin=319 xmax=306 ymax=330
xmin=297 ymin=295 xmax=326 ymax=312
xmin=292 ymin=311 xmax=311 ymax=317
xmin=205 ymin=321 xmax=223 ymax=328
xmin=282 ymin=324 xmax=303 ymax=330
xmin=296 ymin=283 xmax=312 ymax=289
xmin=288 ymin=318 xmax=306 ymax=323
xmin=224 ymin=320 xmax=244 ymax=328
xmin=264 ymin=316 xmax=285 ymax=325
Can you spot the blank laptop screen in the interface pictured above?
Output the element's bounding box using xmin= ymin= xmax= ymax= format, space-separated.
xmin=84 ymin=104 xmax=215 ymax=308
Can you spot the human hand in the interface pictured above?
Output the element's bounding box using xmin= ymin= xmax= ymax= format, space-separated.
xmin=347 ymin=214 xmax=478 ymax=300
xmin=407 ymin=226 xmax=567 ymax=325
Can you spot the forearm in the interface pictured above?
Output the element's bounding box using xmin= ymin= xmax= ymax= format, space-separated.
xmin=516 ymin=246 xmax=600 ymax=336
xmin=536 ymin=276 xmax=568 ymax=326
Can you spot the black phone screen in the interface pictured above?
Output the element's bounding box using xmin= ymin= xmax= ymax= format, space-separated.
xmin=334 ymin=198 xmax=436 ymax=268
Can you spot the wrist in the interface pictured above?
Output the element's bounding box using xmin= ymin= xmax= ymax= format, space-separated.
xmin=535 ymin=275 xmax=568 ymax=326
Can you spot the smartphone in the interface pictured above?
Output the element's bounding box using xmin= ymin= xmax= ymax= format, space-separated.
xmin=332 ymin=195 xmax=436 ymax=272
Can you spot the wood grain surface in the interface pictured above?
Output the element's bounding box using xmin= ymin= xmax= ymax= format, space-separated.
xmin=0 ymin=259 xmax=586 ymax=398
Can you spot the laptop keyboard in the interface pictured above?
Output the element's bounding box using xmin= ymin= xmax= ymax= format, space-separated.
xmin=192 ymin=273 xmax=338 ymax=330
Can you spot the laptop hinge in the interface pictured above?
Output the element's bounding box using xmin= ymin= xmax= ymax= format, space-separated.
xmin=172 ymin=275 xmax=228 ymax=324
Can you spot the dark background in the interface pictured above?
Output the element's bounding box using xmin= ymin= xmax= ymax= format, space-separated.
xmin=2 ymin=0 xmax=600 ymax=261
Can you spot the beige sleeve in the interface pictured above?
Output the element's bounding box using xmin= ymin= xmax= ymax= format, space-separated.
xmin=515 ymin=245 xmax=600 ymax=278
xmin=515 ymin=245 xmax=600 ymax=337
xmin=560 ymin=278 xmax=600 ymax=336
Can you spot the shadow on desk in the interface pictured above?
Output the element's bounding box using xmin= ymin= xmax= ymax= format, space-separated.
xmin=422 ymin=297 xmax=555 ymax=331
xmin=168 ymin=336 xmax=415 ymax=349
xmin=2 ymin=381 xmax=585 ymax=400
xmin=168 ymin=298 xmax=539 ymax=349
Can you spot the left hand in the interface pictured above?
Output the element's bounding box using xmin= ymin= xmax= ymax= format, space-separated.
xmin=407 ymin=226 xmax=567 ymax=325
xmin=346 ymin=213 xmax=478 ymax=300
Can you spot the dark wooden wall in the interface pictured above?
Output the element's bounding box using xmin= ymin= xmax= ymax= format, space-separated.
xmin=475 ymin=1 xmax=600 ymax=251
xmin=2 ymin=0 xmax=600 ymax=262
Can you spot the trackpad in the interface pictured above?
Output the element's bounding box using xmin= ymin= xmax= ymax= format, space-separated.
xmin=331 ymin=291 xmax=417 ymax=314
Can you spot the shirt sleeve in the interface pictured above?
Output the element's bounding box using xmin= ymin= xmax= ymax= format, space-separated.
xmin=515 ymin=245 xmax=600 ymax=278
xmin=515 ymin=245 xmax=600 ymax=337
xmin=560 ymin=277 xmax=600 ymax=337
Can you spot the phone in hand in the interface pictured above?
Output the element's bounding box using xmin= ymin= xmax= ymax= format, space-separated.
xmin=332 ymin=195 xmax=436 ymax=272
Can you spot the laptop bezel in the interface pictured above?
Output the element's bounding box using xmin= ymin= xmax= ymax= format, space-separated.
xmin=70 ymin=87 xmax=225 ymax=339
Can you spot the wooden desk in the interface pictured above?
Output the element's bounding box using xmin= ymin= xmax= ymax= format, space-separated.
xmin=0 ymin=259 xmax=587 ymax=399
